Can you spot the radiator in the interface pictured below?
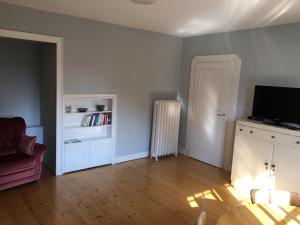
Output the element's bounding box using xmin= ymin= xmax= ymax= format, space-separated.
xmin=151 ymin=100 xmax=181 ymax=160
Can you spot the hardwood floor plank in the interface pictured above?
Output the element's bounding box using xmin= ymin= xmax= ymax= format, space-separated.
xmin=0 ymin=155 xmax=246 ymax=225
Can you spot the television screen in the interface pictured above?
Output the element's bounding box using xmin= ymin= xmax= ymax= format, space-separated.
xmin=252 ymin=85 xmax=300 ymax=125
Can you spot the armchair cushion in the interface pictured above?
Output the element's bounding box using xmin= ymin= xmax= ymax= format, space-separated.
xmin=19 ymin=135 xmax=36 ymax=156
xmin=0 ymin=153 xmax=36 ymax=176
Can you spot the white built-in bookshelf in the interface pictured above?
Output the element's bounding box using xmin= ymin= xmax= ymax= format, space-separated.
xmin=63 ymin=94 xmax=117 ymax=173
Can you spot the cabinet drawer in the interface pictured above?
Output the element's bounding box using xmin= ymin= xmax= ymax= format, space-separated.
xmin=236 ymin=125 xmax=260 ymax=138
xmin=236 ymin=124 xmax=247 ymax=134
xmin=283 ymin=135 xmax=300 ymax=148
xmin=257 ymin=130 xmax=299 ymax=148
xmin=259 ymin=130 xmax=284 ymax=143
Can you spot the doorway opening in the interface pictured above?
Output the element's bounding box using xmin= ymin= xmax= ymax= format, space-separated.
xmin=0 ymin=29 xmax=63 ymax=175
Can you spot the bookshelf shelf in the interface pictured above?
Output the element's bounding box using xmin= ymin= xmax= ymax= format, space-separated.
xmin=63 ymin=94 xmax=117 ymax=173
xmin=64 ymin=124 xmax=112 ymax=129
xmin=64 ymin=110 xmax=113 ymax=115
xmin=64 ymin=136 xmax=112 ymax=144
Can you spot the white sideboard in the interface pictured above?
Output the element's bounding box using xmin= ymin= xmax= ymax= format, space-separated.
xmin=231 ymin=119 xmax=300 ymax=196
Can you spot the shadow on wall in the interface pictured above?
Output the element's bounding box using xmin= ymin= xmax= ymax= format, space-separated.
xmin=40 ymin=43 xmax=57 ymax=173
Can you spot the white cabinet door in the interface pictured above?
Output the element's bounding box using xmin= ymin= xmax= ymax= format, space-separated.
xmin=89 ymin=139 xmax=112 ymax=166
xmin=64 ymin=142 xmax=89 ymax=171
xmin=231 ymin=132 xmax=273 ymax=195
xmin=272 ymin=144 xmax=300 ymax=193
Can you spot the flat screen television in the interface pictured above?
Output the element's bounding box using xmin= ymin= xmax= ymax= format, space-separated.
xmin=252 ymin=85 xmax=300 ymax=128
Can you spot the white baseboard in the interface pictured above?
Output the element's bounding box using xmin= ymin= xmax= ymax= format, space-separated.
xmin=114 ymin=151 xmax=149 ymax=164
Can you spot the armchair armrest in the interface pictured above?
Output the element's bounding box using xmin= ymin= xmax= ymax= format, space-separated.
xmin=33 ymin=143 xmax=47 ymax=157
xmin=33 ymin=143 xmax=47 ymax=175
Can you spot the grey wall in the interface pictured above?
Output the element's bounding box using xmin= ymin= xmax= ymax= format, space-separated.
xmin=40 ymin=44 xmax=57 ymax=171
xmin=180 ymin=23 xmax=300 ymax=161
xmin=0 ymin=37 xmax=41 ymax=126
xmin=0 ymin=2 xmax=182 ymax=157
xmin=3 ymin=2 xmax=297 ymax=167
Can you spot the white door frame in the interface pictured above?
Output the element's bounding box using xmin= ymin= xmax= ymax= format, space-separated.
xmin=0 ymin=28 xmax=64 ymax=175
xmin=185 ymin=54 xmax=241 ymax=170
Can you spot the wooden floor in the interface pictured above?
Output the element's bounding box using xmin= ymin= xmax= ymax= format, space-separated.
xmin=0 ymin=155 xmax=247 ymax=225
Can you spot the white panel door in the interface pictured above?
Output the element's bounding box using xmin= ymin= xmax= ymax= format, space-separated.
xmin=272 ymin=144 xmax=300 ymax=193
xmin=186 ymin=56 xmax=240 ymax=168
xmin=231 ymin=131 xmax=273 ymax=195
xmin=89 ymin=138 xmax=112 ymax=166
xmin=64 ymin=142 xmax=89 ymax=171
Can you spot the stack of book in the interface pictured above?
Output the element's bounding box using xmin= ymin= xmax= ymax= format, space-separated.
xmin=81 ymin=113 xmax=111 ymax=127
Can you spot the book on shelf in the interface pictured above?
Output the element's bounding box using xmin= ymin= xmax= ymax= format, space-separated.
xmin=81 ymin=113 xmax=112 ymax=127
xmin=93 ymin=114 xmax=99 ymax=126
xmin=81 ymin=115 xmax=90 ymax=127
xmin=107 ymin=113 xmax=111 ymax=124
xmin=89 ymin=114 xmax=95 ymax=126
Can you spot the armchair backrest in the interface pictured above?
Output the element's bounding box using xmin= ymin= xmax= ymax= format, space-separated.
xmin=0 ymin=117 xmax=26 ymax=156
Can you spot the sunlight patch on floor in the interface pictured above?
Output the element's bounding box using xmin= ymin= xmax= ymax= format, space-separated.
xmin=248 ymin=205 xmax=276 ymax=225
xmin=187 ymin=196 xmax=199 ymax=208
xmin=224 ymin=183 xmax=250 ymax=205
xmin=187 ymin=189 xmax=224 ymax=208
xmin=249 ymin=205 xmax=300 ymax=225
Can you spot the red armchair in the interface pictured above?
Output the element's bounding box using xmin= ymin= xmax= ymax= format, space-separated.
xmin=0 ymin=117 xmax=46 ymax=191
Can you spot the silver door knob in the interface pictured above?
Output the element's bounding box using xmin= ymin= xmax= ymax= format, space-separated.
xmin=216 ymin=113 xmax=226 ymax=117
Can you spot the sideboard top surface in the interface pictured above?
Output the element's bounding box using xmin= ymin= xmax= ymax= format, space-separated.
xmin=237 ymin=119 xmax=300 ymax=137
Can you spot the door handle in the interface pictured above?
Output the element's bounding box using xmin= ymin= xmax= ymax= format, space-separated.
xmin=264 ymin=162 xmax=269 ymax=170
xmin=271 ymin=164 xmax=276 ymax=172
xmin=216 ymin=113 xmax=226 ymax=117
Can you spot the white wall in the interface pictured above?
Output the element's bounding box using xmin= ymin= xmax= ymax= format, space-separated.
xmin=180 ymin=23 xmax=300 ymax=169
xmin=0 ymin=2 xmax=182 ymax=158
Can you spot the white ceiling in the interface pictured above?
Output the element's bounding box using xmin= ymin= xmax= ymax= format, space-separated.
xmin=1 ymin=0 xmax=300 ymax=37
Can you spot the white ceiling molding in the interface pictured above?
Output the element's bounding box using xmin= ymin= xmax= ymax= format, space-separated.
xmin=1 ymin=0 xmax=300 ymax=37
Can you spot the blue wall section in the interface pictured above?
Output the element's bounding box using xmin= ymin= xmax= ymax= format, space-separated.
xmin=0 ymin=38 xmax=41 ymax=126
xmin=1 ymin=2 xmax=300 ymax=166
xmin=0 ymin=2 xmax=182 ymax=157
xmin=180 ymin=24 xmax=300 ymax=168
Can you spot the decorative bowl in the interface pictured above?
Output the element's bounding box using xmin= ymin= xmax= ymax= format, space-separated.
xmin=96 ymin=105 xmax=105 ymax=111
xmin=77 ymin=108 xmax=88 ymax=113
